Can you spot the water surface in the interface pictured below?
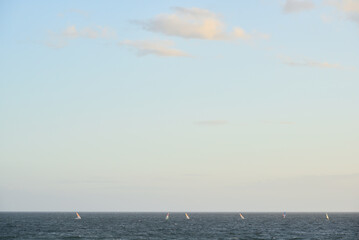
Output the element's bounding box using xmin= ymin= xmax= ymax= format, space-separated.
xmin=1 ymin=212 xmax=358 ymax=239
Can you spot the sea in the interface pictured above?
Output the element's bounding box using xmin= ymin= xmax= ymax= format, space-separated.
xmin=0 ymin=212 xmax=358 ymax=239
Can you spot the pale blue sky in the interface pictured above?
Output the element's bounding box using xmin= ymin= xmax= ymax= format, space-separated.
xmin=0 ymin=0 xmax=358 ymax=211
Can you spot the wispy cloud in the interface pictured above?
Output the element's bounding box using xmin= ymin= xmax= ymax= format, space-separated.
xmin=135 ymin=7 xmax=268 ymax=41
xmin=69 ymin=9 xmax=90 ymax=18
xmin=57 ymin=9 xmax=90 ymax=18
xmin=349 ymin=13 xmax=359 ymax=24
xmin=320 ymin=14 xmax=335 ymax=23
xmin=60 ymin=25 xmax=116 ymax=39
xmin=119 ymin=40 xmax=190 ymax=57
xmin=194 ymin=120 xmax=228 ymax=125
xmin=263 ymin=121 xmax=295 ymax=125
xmin=279 ymin=56 xmax=342 ymax=69
xmin=283 ymin=0 xmax=315 ymax=13
xmin=286 ymin=60 xmax=341 ymax=69
xmin=45 ymin=39 xmax=67 ymax=49
xmin=46 ymin=25 xmax=116 ymax=48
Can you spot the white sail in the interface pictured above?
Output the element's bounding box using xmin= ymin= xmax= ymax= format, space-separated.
xmin=185 ymin=213 xmax=190 ymax=219
xmin=326 ymin=213 xmax=329 ymax=220
xmin=240 ymin=213 xmax=245 ymax=219
xmin=165 ymin=213 xmax=169 ymax=220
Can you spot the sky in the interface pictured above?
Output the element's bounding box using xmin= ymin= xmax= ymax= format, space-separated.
xmin=0 ymin=0 xmax=358 ymax=212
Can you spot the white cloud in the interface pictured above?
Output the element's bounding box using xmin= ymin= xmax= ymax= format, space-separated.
xmin=119 ymin=40 xmax=190 ymax=57
xmin=136 ymin=7 xmax=267 ymax=41
xmin=283 ymin=0 xmax=315 ymax=13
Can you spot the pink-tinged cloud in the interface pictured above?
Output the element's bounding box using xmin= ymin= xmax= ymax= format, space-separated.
xmin=61 ymin=25 xmax=116 ymax=39
xmin=279 ymin=56 xmax=342 ymax=69
xmin=327 ymin=0 xmax=359 ymax=14
xmin=46 ymin=25 xmax=116 ymax=49
xmin=326 ymin=0 xmax=359 ymax=26
xmin=119 ymin=40 xmax=190 ymax=57
xmin=136 ymin=7 xmax=267 ymax=41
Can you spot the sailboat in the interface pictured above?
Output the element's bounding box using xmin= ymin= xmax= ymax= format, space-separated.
xmin=326 ymin=213 xmax=329 ymax=220
xmin=75 ymin=212 xmax=81 ymax=220
xmin=283 ymin=212 xmax=286 ymax=218
xmin=185 ymin=213 xmax=190 ymax=220
xmin=165 ymin=212 xmax=169 ymax=220
xmin=239 ymin=213 xmax=245 ymax=219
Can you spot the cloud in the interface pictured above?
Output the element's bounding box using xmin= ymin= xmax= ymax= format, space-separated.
xmin=61 ymin=25 xmax=116 ymax=39
xmin=62 ymin=25 xmax=78 ymax=38
xmin=283 ymin=0 xmax=315 ymax=13
xmin=69 ymin=9 xmax=90 ymax=18
xmin=235 ymin=173 xmax=359 ymax=211
xmin=286 ymin=60 xmax=341 ymax=68
xmin=348 ymin=13 xmax=359 ymax=24
xmin=263 ymin=121 xmax=295 ymax=125
xmin=279 ymin=121 xmax=295 ymax=124
xmin=321 ymin=14 xmax=335 ymax=23
xmin=119 ymin=40 xmax=190 ymax=57
xmin=45 ymin=39 xmax=68 ymax=49
xmin=326 ymin=0 xmax=359 ymax=13
xmin=326 ymin=0 xmax=359 ymax=26
xmin=194 ymin=120 xmax=228 ymax=125
xmin=136 ymin=7 xmax=267 ymax=41
xmin=46 ymin=25 xmax=116 ymax=48
xmin=57 ymin=9 xmax=90 ymax=18
xmin=279 ymin=56 xmax=342 ymax=69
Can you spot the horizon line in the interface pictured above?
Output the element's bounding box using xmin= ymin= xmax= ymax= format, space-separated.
xmin=1 ymin=211 xmax=358 ymax=213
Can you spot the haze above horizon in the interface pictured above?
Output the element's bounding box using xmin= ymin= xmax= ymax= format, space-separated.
xmin=0 ymin=0 xmax=358 ymax=212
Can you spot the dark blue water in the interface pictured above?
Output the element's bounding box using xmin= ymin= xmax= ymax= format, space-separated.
xmin=1 ymin=213 xmax=358 ymax=239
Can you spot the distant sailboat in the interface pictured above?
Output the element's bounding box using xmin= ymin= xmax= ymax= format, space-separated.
xmin=326 ymin=213 xmax=329 ymax=220
xmin=165 ymin=212 xmax=169 ymax=220
xmin=239 ymin=213 xmax=245 ymax=219
xmin=185 ymin=213 xmax=190 ymax=220
xmin=283 ymin=212 xmax=286 ymax=218
xmin=75 ymin=212 xmax=81 ymax=220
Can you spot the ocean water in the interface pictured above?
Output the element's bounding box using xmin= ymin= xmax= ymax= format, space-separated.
xmin=0 ymin=212 xmax=358 ymax=239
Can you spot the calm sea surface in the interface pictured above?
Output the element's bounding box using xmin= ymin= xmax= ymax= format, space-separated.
xmin=0 ymin=212 xmax=358 ymax=239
